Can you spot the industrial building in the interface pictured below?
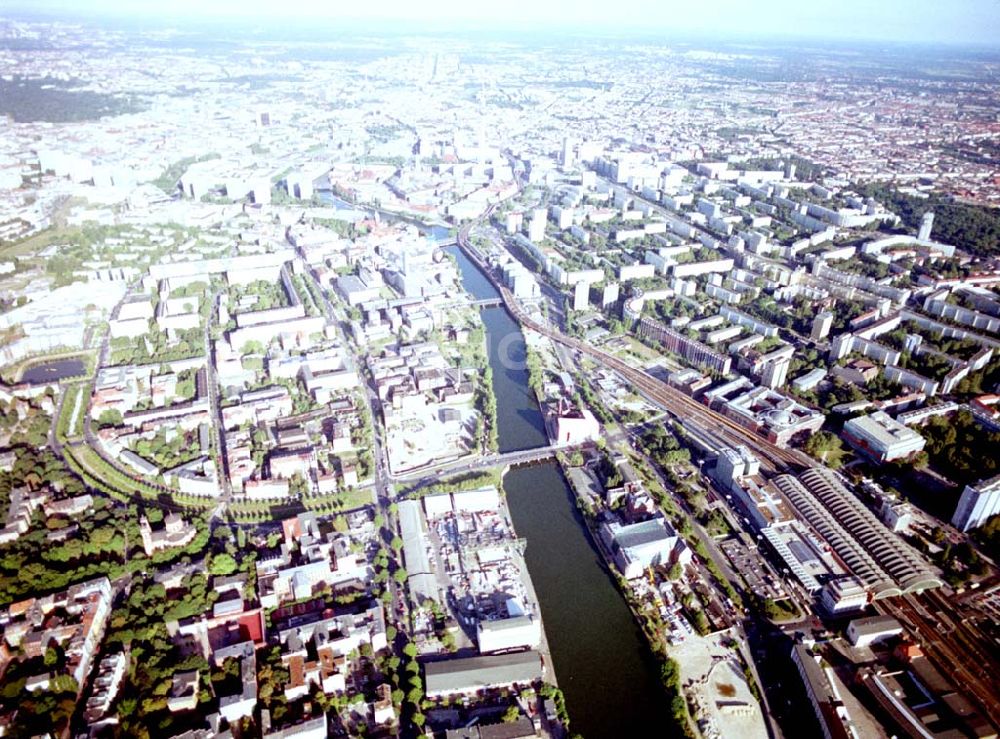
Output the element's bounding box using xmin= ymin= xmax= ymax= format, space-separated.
xmin=599 ymin=516 xmax=689 ymax=579
xmin=774 ymin=469 xmax=941 ymax=598
xmin=476 ymin=615 xmax=542 ymax=654
xmin=423 ymin=651 xmax=544 ymax=698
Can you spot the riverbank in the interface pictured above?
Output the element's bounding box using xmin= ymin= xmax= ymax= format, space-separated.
xmin=504 ymin=462 xmax=673 ymax=738
xmin=449 ymin=243 xmax=674 ymax=738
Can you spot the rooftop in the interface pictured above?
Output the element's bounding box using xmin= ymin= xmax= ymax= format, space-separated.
xmin=424 ymin=651 xmax=543 ymax=696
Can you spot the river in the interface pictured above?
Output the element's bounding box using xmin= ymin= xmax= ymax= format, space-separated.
xmin=447 ymin=245 xmax=671 ymax=738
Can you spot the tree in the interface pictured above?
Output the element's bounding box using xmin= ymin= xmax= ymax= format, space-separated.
xmin=96 ymin=409 xmax=123 ymax=429
xmin=502 ymin=705 xmax=520 ymax=723
xmin=803 ymin=431 xmax=845 ymax=468
xmin=208 ymin=553 xmax=238 ymax=576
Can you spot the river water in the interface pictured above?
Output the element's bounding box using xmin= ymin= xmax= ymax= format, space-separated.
xmin=447 ymin=245 xmax=671 ymax=738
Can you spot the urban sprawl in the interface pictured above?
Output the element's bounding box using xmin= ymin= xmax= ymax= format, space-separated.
xmin=0 ymin=14 xmax=999 ymax=739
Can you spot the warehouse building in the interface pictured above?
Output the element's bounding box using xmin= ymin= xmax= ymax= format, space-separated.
xmin=424 ymin=651 xmax=544 ymax=698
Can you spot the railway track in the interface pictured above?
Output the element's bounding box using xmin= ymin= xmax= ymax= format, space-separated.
xmin=463 ymin=195 xmax=1000 ymax=728
xmin=876 ymin=592 xmax=1000 ymax=727
xmin=458 ymin=222 xmax=811 ymax=475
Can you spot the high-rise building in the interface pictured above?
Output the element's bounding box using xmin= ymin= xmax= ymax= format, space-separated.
xmin=572 ymin=281 xmax=589 ymax=311
xmin=561 ymin=137 xmax=576 ymax=168
xmin=761 ymin=353 xmax=791 ymax=389
xmin=918 ymin=211 xmax=934 ymax=242
xmin=714 ymin=446 xmax=760 ymax=488
xmin=527 ymin=218 xmax=545 ymax=243
xmin=527 ymin=208 xmax=547 ymax=242
xmin=811 ymin=311 xmax=834 ymax=341
xmin=601 ymin=282 xmax=620 ymax=309
xmin=951 ymin=474 xmax=1000 ymax=532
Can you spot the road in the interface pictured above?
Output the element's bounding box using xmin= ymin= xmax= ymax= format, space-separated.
xmin=389 ymin=443 xmax=586 ymax=489
xmin=203 ymin=287 xmax=233 ymax=521
xmin=295 ymin=241 xmax=409 ymax=631
xmin=876 ymin=589 xmax=1000 ymax=727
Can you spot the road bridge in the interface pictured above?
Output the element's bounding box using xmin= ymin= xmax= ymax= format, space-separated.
xmin=472 ymin=297 xmax=503 ymax=308
xmin=392 ymin=443 xmax=587 ymax=489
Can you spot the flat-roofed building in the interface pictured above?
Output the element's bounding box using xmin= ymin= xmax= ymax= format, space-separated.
xmin=820 ymin=576 xmax=869 ymax=616
xmin=638 ymin=317 xmax=732 ymax=375
xmin=760 ymin=521 xmax=845 ymax=594
xmin=719 ymin=386 xmax=824 ymax=448
xmin=841 ymin=411 xmax=925 ymax=463
xmin=846 ymin=615 xmax=903 ymax=647
xmin=424 ymin=651 xmax=544 ymax=698
xmin=791 ymin=644 xmax=860 ymax=739
xmin=477 ymin=615 xmax=542 ymax=654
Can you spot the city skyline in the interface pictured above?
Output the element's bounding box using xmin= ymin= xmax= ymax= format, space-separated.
xmin=0 ymin=8 xmax=999 ymax=739
xmin=5 ymin=0 xmax=1000 ymax=47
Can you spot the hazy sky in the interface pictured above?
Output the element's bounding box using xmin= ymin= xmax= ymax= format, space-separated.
xmin=8 ymin=0 xmax=1000 ymax=46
